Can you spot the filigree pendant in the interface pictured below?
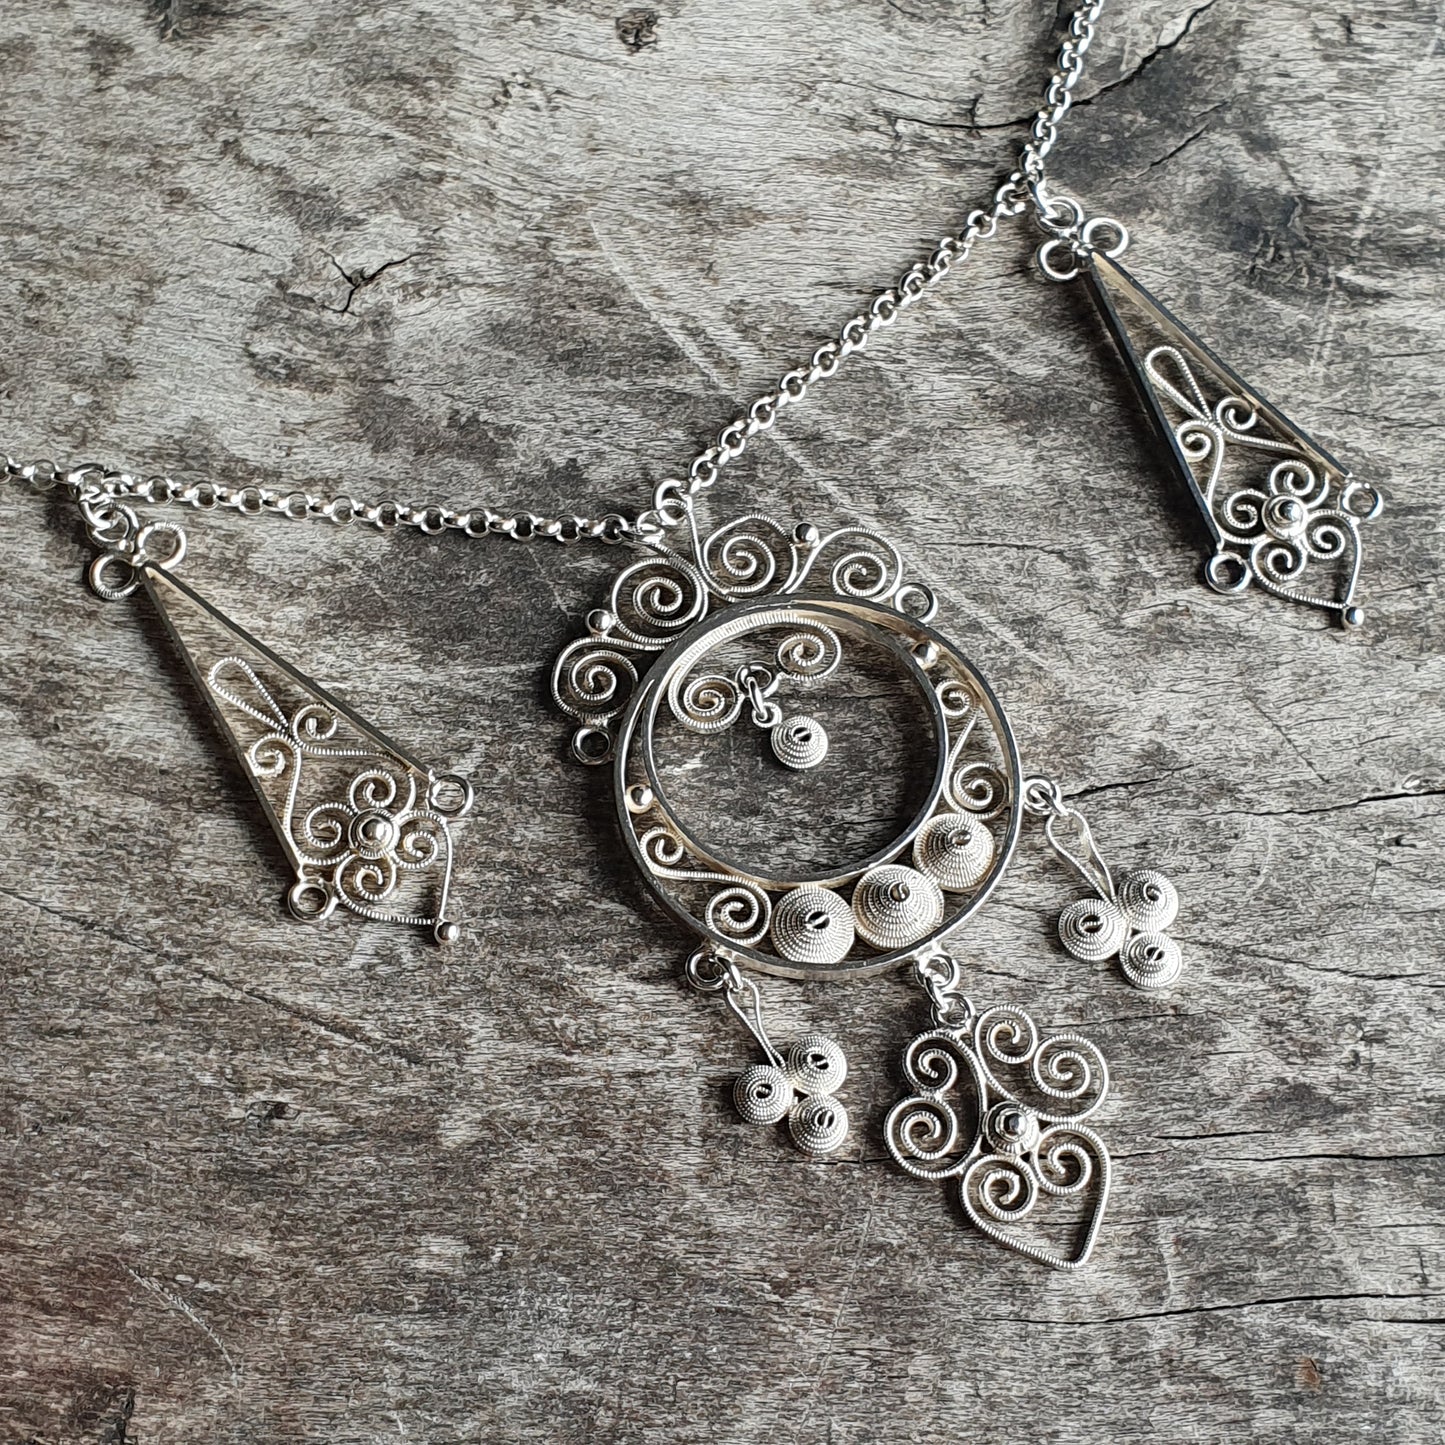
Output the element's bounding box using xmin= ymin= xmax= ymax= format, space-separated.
xmin=552 ymin=504 xmax=1025 ymax=979
xmin=552 ymin=499 xmax=1146 ymax=1264
xmin=1026 ymin=777 xmax=1183 ymax=990
xmin=553 ymin=500 xmax=1027 ymax=1157
xmin=84 ymin=504 xmax=473 ymax=941
xmin=1039 ymin=219 xmax=1384 ymax=626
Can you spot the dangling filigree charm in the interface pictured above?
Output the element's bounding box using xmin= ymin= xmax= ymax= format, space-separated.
xmin=1025 ymin=776 xmax=1182 ymax=989
xmin=885 ymin=956 xmax=1112 ymax=1270
xmin=1036 ymin=209 xmax=1383 ymax=627
xmin=79 ymin=491 xmax=474 ymax=941
xmin=686 ymin=950 xmax=850 ymax=1156
xmin=553 ymin=493 xmax=1031 ymax=1160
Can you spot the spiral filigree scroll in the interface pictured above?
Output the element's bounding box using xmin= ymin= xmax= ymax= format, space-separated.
xmin=884 ymin=1004 xmax=1112 ymax=1270
xmin=551 ymin=509 xmax=943 ymax=761
xmin=637 ymin=825 xmax=773 ymax=947
xmin=205 ymin=656 xmax=472 ymax=942
xmin=1141 ymin=343 xmax=1380 ymax=626
xmin=660 ymin=619 xmax=841 ymax=738
xmin=700 ymin=515 xmax=800 ymax=600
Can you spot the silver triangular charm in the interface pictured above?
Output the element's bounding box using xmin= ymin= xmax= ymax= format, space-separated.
xmin=1081 ymin=249 xmax=1383 ymax=627
xmin=139 ymin=561 xmax=474 ymax=942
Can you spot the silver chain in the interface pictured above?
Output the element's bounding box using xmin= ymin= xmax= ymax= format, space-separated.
xmin=5 ymin=455 xmax=638 ymax=545
xmin=641 ymin=0 xmax=1103 ymax=536
xmin=6 ymin=0 xmax=1103 ymax=546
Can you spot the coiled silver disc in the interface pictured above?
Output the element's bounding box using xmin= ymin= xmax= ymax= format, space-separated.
xmin=771 ymin=886 xmax=856 ymax=966
xmin=912 ymin=811 xmax=995 ymax=892
xmin=770 ymin=714 xmax=829 ymax=770
xmin=1057 ymin=896 xmax=1129 ymax=962
xmin=733 ymin=1063 xmax=793 ymax=1126
xmin=785 ymin=1032 xmax=848 ymax=1095
xmin=852 ymin=865 xmax=945 ymax=950
xmin=1117 ymin=869 xmax=1179 ymax=933
xmin=1120 ymin=930 xmax=1183 ymax=989
xmin=788 ymin=1093 xmax=849 ymax=1155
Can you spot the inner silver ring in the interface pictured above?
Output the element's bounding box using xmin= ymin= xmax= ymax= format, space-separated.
xmin=640 ymin=605 xmax=947 ymax=888
xmin=612 ymin=596 xmax=1023 ymax=981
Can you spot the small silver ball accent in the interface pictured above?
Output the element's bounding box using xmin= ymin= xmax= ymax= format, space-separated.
xmin=912 ymin=812 xmax=995 ymax=892
xmin=794 ymin=522 xmax=821 ymax=546
xmin=734 ymin=1063 xmax=792 ymax=1126
xmin=625 ymin=783 xmax=655 ymax=814
xmin=1343 ymin=604 xmax=1365 ymax=628
xmin=771 ymin=886 xmax=856 ymax=966
xmin=1117 ymin=869 xmax=1179 ymax=933
xmin=1120 ymin=931 xmax=1184 ymax=989
xmin=985 ymin=1101 xmax=1040 ymax=1157
xmin=1263 ymin=493 xmax=1309 ymax=540
xmin=1057 ymin=896 xmax=1128 ymax=962
xmin=350 ymin=809 xmax=398 ymax=858
xmin=771 ymin=715 xmax=829 ymax=770
xmin=912 ymin=639 xmax=940 ymax=670
xmin=587 ymin=608 xmax=616 ymax=636
xmin=789 ymin=1093 xmax=849 ymax=1156
xmin=785 ymin=1033 xmax=848 ymax=1095
xmin=434 ymin=920 xmax=460 ymax=944
xmin=852 ymin=865 xmax=945 ymax=950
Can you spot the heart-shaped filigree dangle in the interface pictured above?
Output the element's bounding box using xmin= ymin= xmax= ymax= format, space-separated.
xmin=1224 ymin=495 xmax=1366 ymax=623
xmin=885 ymin=957 xmax=1112 ymax=1270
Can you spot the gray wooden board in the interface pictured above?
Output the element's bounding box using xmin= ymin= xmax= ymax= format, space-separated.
xmin=1 ymin=0 xmax=1442 ymax=1440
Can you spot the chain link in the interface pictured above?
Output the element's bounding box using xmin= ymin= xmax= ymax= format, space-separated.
xmin=1020 ymin=0 xmax=1104 ymax=197
xmin=6 ymin=1 xmax=1105 ymax=546
xmin=1023 ymin=773 xmax=1070 ymax=817
xmin=649 ymin=0 xmax=1106 ymax=529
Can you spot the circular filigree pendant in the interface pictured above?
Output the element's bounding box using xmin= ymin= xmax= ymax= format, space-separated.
xmin=552 ymin=510 xmax=1023 ymax=980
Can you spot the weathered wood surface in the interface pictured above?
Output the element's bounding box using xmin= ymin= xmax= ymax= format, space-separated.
xmin=2 ymin=1 xmax=1442 ymax=1440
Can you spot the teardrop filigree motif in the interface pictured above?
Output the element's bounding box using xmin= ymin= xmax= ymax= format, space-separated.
xmin=1079 ymin=248 xmax=1383 ymax=627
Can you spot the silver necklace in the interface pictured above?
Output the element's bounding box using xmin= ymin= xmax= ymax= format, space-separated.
xmin=9 ymin=0 xmax=1368 ymax=1268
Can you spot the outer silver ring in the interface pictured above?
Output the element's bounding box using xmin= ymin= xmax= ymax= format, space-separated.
xmin=612 ymin=596 xmax=1022 ymax=981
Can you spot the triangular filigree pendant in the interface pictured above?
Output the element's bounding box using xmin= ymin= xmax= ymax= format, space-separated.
xmin=1080 ymin=248 xmax=1384 ymax=627
xmin=81 ymin=503 xmax=473 ymax=942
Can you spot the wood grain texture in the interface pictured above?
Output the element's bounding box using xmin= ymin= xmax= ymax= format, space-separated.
xmin=2 ymin=1 xmax=1442 ymax=1440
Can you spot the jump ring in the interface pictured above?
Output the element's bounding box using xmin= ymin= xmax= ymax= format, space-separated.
xmin=1036 ymin=236 xmax=1081 ymax=283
